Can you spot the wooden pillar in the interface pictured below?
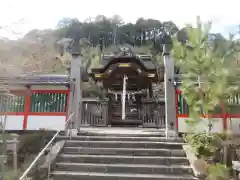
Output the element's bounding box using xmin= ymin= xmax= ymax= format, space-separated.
xmin=148 ymin=83 xmax=155 ymax=125
xmin=102 ymin=100 xmax=109 ymax=126
xmin=136 ymin=94 xmax=143 ymax=126
xmin=107 ymin=95 xmax=112 ymax=127
xmin=149 ymin=83 xmax=153 ymax=98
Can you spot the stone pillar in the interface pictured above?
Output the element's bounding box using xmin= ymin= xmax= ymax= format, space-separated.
xmin=12 ymin=134 xmax=19 ymax=173
xmin=70 ymin=52 xmax=82 ymax=130
xmin=163 ymin=48 xmax=177 ymax=137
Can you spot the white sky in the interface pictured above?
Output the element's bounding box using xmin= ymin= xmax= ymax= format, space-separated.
xmin=0 ymin=0 xmax=239 ymax=39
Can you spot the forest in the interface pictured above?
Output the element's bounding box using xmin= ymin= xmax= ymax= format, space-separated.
xmin=55 ymin=15 xmax=233 ymax=54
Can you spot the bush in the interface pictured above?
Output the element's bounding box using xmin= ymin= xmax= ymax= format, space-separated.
xmin=17 ymin=131 xmax=55 ymax=165
xmin=207 ymin=163 xmax=230 ymax=180
xmin=184 ymin=133 xmax=224 ymax=159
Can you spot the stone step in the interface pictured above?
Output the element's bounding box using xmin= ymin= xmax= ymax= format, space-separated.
xmin=65 ymin=140 xmax=184 ymax=149
xmin=76 ymin=131 xmax=166 ymax=137
xmin=57 ymin=135 xmax=183 ymax=142
xmin=55 ymin=162 xmax=193 ymax=175
xmin=63 ymin=147 xmax=186 ymax=156
xmin=51 ymin=171 xmax=197 ymax=180
xmin=57 ymin=154 xmax=189 ymax=165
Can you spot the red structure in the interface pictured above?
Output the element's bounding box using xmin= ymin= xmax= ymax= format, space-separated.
xmin=1 ymin=74 xmax=70 ymax=131
xmin=176 ymin=89 xmax=240 ymax=134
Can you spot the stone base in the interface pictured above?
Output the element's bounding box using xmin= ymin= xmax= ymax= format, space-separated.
xmin=165 ymin=129 xmax=178 ymax=138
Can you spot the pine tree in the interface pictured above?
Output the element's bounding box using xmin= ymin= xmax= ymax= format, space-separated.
xmin=173 ymin=17 xmax=239 ymax=132
xmin=172 ymin=17 xmax=240 ymax=178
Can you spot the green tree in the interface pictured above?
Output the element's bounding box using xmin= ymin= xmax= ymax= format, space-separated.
xmin=173 ymin=17 xmax=239 ymax=131
xmin=55 ymin=15 xmax=178 ymax=47
xmin=173 ymin=17 xmax=240 ymax=179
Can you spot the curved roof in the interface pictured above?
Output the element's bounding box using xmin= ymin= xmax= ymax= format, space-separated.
xmin=100 ymin=54 xmax=157 ymax=72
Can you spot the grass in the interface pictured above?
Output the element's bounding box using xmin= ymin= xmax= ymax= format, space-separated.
xmin=3 ymin=154 xmax=36 ymax=180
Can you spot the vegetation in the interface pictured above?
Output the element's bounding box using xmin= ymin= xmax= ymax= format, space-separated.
xmin=173 ymin=17 xmax=240 ymax=179
xmin=56 ymin=15 xmax=178 ymax=47
xmin=1 ymin=15 xmax=232 ymax=73
xmin=184 ymin=133 xmax=223 ymax=159
xmin=0 ymin=131 xmax=54 ymax=180
xmin=173 ymin=19 xmax=239 ymax=131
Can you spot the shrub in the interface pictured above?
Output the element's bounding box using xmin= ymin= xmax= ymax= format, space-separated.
xmin=184 ymin=133 xmax=224 ymax=159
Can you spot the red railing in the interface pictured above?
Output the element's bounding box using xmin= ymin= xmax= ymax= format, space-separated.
xmin=0 ymin=89 xmax=70 ymax=129
xmin=176 ymin=89 xmax=240 ymax=131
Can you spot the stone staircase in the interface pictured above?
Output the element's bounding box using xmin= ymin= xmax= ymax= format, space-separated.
xmin=51 ymin=131 xmax=197 ymax=180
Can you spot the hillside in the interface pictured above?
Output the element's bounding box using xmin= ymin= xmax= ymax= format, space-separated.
xmin=0 ymin=29 xmax=68 ymax=75
xmin=0 ymin=15 xmax=239 ymax=77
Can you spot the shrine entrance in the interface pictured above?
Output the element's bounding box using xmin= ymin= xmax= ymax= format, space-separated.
xmin=91 ymin=53 xmax=165 ymax=128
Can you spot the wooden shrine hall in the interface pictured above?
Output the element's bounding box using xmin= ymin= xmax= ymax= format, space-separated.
xmin=89 ymin=50 xmax=165 ymax=127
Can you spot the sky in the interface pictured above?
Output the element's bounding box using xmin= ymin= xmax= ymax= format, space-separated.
xmin=0 ymin=0 xmax=240 ymax=40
